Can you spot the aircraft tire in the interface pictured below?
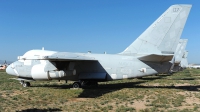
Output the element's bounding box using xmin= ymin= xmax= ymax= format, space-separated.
xmin=91 ymin=81 xmax=98 ymax=87
xmin=80 ymin=81 xmax=98 ymax=87
xmin=19 ymin=81 xmax=24 ymax=85
xmin=72 ymin=82 xmax=81 ymax=88
xmin=27 ymin=82 xmax=31 ymax=87
xmin=22 ymin=82 xmax=30 ymax=87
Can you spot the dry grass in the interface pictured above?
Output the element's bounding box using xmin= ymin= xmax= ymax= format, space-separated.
xmin=1 ymin=69 xmax=200 ymax=111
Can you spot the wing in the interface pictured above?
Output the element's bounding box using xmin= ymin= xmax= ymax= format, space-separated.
xmin=19 ymin=52 xmax=97 ymax=61
xmin=43 ymin=52 xmax=97 ymax=61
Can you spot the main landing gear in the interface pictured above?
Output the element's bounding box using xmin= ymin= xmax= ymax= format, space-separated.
xmin=72 ymin=81 xmax=98 ymax=88
xmin=20 ymin=81 xmax=31 ymax=87
xmin=72 ymin=82 xmax=81 ymax=88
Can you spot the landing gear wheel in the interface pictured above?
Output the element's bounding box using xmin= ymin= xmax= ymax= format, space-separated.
xmin=80 ymin=81 xmax=98 ymax=87
xmin=22 ymin=82 xmax=31 ymax=87
xmin=93 ymin=82 xmax=98 ymax=87
xmin=72 ymin=82 xmax=81 ymax=88
xmin=19 ymin=81 xmax=24 ymax=85
xmin=26 ymin=82 xmax=31 ymax=87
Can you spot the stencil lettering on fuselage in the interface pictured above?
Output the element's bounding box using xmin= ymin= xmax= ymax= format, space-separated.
xmin=118 ymin=61 xmax=132 ymax=67
xmin=120 ymin=69 xmax=131 ymax=74
xmin=24 ymin=60 xmax=31 ymax=65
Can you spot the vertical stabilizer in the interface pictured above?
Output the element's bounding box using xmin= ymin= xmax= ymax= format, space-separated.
xmin=180 ymin=51 xmax=189 ymax=68
xmin=183 ymin=50 xmax=188 ymax=58
xmin=120 ymin=4 xmax=192 ymax=55
xmin=169 ymin=40 xmax=187 ymax=73
xmin=174 ymin=39 xmax=188 ymax=64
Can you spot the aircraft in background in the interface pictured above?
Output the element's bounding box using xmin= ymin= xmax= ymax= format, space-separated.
xmin=0 ymin=60 xmax=8 ymax=70
xmin=180 ymin=50 xmax=189 ymax=69
xmin=6 ymin=4 xmax=192 ymax=88
xmin=170 ymin=39 xmax=188 ymax=72
xmin=0 ymin=65 xmax=7 ymax=70
xmin=189 ymin=64 xmax=200 ymax=69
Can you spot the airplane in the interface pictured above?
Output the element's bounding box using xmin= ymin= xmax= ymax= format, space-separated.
xmin=0 ymin=60 xmax=8 ymax=70
xmin=180 ymin=50 xmax=189 ymax=69
xmin=6 ymin=4 xmax=192 ymax=88
xmin=189 ymin=64 xmax=200 ymax=69
xmin=169 ymin=39 xmax=188 ymax=72
xmin=0 ymin=65 xmax=6 ymax=70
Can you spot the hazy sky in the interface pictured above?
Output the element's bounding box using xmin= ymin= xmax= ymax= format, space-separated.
xmin=0 ymin=0 xmax=200 ymax=63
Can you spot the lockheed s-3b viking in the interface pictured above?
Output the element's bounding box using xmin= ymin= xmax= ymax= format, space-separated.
xmin=6 ymin=4 xmax=192 ymax=88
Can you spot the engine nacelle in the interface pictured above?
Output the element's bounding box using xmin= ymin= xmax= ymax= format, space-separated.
xmin=31 ymin=64 xmax=66 ymax=80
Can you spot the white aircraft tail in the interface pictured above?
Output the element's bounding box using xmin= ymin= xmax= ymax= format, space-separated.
xmin=168 ymin=39 xmax=187 ymax=72
xmin=180 ymin=51 xmax=189 ymax=68
xmin=183 ymin=50 xmax=188 ymax=58
xmin=174 ymin=39 xmax=188 ymax=64
xmin=120 ymin=4 xmax=192 ymax=55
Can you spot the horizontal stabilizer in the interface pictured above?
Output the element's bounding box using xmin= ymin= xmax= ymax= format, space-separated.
xmin=138 ymin=54 xmax=174 ymax=62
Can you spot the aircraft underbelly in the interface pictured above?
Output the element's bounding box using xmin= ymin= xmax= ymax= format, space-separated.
xmin=79 ymin=73 xmax=107 ymax=80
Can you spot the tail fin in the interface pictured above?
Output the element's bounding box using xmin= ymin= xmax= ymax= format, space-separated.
xmin=174 ymin=39 xmax=188 ymax=64
xmin=169 ymin=40 xmax=187 ymax=72
xmin=120 ymin=4 xmax=192 ymax=55
xmin=183 ymin=50 xmax=188 ymax=58
xmin=180 ymin=50 xmax=189 ymax=68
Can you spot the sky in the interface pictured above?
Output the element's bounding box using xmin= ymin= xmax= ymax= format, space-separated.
xmin=0 ymin=0 xmax=200 ymax=64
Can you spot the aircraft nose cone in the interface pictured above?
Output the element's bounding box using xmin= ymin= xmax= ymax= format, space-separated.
xmin=6 ymin=63 xmax=17 ymax=76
